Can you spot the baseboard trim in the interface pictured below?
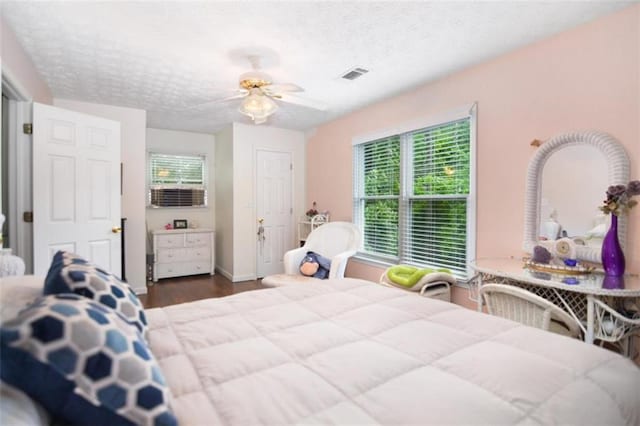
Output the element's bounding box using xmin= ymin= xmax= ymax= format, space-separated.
xmin=231 ymin=274 xmax=257 ymax=283
xmin=134 ymin=284 xmax=148 ymax=295
xmin=215 ymin=266 xmax=233 ymax=281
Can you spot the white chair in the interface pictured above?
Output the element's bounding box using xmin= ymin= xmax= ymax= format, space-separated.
xmin=592 ymin=298 xmax=640 ymax=358
xmin=0 ymin=249 xmax=26 ymax=277
xmin=480 ymin=284 xmax=582 ymax=338
xmin=262 ymin=222 xmax=361 ymax=287
xmin=298 ymin=213 xmax=329 ymax=246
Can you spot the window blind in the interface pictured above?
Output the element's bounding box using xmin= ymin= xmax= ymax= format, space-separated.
xmin=353 ymin=116 xmax=473 ymax=277
xmin=148 ymin=153 xmax=207 ymax=208
xmin=402 ymin=119 xmax=470 ymax=275
xmin=411 ymin=119 xmax=470 ymax=197
xmin=355 ymin=136 xmax=400 ymax=258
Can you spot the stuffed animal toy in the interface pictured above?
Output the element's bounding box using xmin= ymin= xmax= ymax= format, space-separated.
xmin=299 ymin=251 xmax=331 ymax=279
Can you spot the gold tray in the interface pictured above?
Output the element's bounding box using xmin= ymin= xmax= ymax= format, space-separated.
xmin=523 ymin=259 xmax=595 ymax=275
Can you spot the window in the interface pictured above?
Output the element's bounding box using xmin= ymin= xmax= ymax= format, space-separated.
xmin=148 ymin=153 xmax=207 ymax=207
xmin=353 ymin=109 xmax=475 ymax=277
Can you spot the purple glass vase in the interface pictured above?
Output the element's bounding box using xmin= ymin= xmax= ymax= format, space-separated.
xmin=602 ymin=275 xmax=625 ymax=289
xmin=601 ymin=214 xmax=625 ymax=277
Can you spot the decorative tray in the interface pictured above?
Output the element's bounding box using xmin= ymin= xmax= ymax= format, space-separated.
xmin=523 ymin=259 xmax=595 ymax=275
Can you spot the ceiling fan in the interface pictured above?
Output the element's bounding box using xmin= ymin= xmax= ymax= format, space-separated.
xmin=211 ymin=56 xmax=327 ymax=124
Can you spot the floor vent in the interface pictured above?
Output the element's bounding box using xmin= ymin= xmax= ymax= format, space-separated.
xmin=341 ymin=67 xmax=369 ymax=80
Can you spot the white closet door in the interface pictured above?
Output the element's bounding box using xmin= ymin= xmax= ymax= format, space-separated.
xmin=256 ymin=150 xmax=292 ymax=278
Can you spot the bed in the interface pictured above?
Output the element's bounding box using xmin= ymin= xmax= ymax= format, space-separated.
xmin=2 ymin=273 xmax=640 ymax=425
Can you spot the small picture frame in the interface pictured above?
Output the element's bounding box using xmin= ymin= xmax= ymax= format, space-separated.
xmin=173 ymin=219 xmax=188 ymax=229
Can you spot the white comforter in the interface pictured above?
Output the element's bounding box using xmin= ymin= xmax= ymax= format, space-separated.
xmin=145 ymin=278 xmax=640 ymax=425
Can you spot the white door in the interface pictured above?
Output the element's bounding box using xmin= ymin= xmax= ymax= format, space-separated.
xmin=33 ymin=103 xmax=121 ymax=276
xmin=256 ymin=150 xmax=292 ymax=278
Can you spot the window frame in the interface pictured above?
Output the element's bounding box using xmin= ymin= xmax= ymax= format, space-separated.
xmin=146 ymin=151 xmax=208 ymax=208
xmin=352 ymin=104 xmax=477 ymax=278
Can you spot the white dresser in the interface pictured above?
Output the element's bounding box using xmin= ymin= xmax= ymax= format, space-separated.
xmin=152 ymin=229 xmax=215 ymax=282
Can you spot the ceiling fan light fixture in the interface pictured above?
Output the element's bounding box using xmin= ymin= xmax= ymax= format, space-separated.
xmin=239 ymin=71 xmax=272 ymax=90
xmin=238 ymin=88 xmax=278 ymax=124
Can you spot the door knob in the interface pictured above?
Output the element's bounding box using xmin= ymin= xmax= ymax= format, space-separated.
xmin=112 ymin=226 xmax=122 ymax=234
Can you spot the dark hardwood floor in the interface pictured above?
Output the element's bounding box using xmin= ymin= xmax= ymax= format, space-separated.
xmin=139 ymin=274 xmax=268 ymax=308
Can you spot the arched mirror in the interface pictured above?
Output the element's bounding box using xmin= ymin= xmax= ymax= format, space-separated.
xmin=523 ymin=131 xmax=629 ymax=263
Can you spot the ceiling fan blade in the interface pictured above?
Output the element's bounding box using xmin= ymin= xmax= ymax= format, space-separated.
xmin=263 ymin=83 xmax=304 ymax=94
xmin=275 ymin=93 xmax=328 ymax=111
xmin=182 ymin=91 xmax=247 ymax=110
xmin=215 ymin=93 xmax=247 ymax=103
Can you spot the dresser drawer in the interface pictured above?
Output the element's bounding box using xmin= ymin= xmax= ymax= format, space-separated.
xmin=157 ymin=248 xmax=186 ymax=264
xmin=185 ymin=232 xmax=211 ymax=247
xmin=182 ymin=261 xmax=211 ymax=276
xmin=185 ymin=246 xmax=210 ymax=261
xmin=155 ymin=263 xmax=184 ymax=279
xmin=156 ymin=234 xmax=184 ymax=248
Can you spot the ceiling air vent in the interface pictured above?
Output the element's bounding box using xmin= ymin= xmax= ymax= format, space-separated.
xmin=341 ymin=67 xmax=369 ymax=81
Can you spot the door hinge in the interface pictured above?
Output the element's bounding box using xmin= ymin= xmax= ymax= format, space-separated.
xmin=290 ymin=163 xmax=293 ymax=171
xmin=23 ymin=123 xmax=33 ymax=135
xmin=290 ymin=207 xmax=293 ymax=214
xmin=23 ymin=211 xmax=33 ymax=223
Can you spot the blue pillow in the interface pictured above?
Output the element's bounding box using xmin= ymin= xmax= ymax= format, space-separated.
xmin=1 ymin=294 xmax=176 ymax=426
xmin=44 ymin=251 xmax=147 ymax=335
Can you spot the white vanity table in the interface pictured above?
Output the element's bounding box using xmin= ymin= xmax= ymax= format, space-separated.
xmin=471 ymin=258 xmax=640 ymax=353
xmin=500 ymin=130 xmax=640 ymax=356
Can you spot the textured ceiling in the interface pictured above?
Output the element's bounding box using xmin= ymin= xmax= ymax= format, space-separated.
xmin=1 ymin=1 xmax=632 ymax=133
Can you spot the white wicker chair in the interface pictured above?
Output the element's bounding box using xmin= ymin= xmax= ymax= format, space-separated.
xmin=592 ymin=298 xmax=640 ymax=358
xmin=480 ymin=284 xmax=582 ymax=338
xmin=262 ymin=222 xmax=361 ymax=287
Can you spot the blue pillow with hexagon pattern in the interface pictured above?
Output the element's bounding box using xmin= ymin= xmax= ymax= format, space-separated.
xmin=0 ymin=293 xmax=176 ymax=426
xmin=44 ymin=251 xmax=147 ymax=336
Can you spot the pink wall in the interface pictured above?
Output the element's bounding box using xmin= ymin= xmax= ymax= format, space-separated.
xmin=1 ymin=16 xmax=52 ymax=103
xmin=307 ymin=5 xmax=640 ymax=295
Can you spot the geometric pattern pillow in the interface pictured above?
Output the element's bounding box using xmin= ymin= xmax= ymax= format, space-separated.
xmin=44 ymin=251 xmax=147 ymax=336
xmin=0 ymin=294 xmax=176 ymax=426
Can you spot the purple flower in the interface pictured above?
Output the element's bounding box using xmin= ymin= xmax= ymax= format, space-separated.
xmin=627 ymin=180 xmax=640 ymax=196
xmin=606 ymin=184 xmax=627 ymax=198
xmin=601 ymin=180 xmax=640 ymax=215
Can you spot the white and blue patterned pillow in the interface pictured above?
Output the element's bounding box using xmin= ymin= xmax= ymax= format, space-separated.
xmin=0 ymin=294 xmax=176 ymax=426
xmin=44 ymin=251 xmax=147 ymax=335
